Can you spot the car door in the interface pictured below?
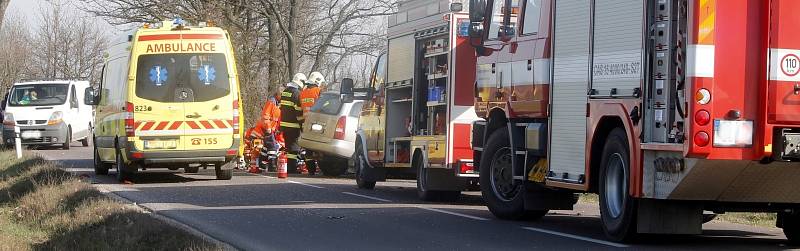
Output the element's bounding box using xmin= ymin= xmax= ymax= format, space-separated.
xmin=181 ymin=53 xmax=235 ymax=152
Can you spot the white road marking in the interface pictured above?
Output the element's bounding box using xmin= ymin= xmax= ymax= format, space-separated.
xmin=342 ymin=192 xmax=392 ymax=202
xmin=416 ymin=206 xmax=490 ymax=221
xmin=287 ymin=180 xmax=324 ymax=189
xmin=522 ymin=227 xmax=630 ymax=248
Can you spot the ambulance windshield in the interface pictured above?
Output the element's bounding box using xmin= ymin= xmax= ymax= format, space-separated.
xmin=135 ymin=53 xmax=230 ymax=103
xmin=8 ymin=84 xmax=69 ymax=107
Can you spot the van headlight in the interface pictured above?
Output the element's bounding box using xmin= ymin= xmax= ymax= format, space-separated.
xmin=3 ymin=113 xmax=14 ymax=126
xmin=47 ymin=111 xmax=64 ymax=125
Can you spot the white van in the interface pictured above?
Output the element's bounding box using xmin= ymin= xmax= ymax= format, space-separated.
xmin=2 ymin=80 xmax=94 ymax=149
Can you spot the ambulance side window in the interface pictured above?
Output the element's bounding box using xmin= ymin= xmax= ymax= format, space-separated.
xmin=522 ymin=0 xmax=541 ymax=35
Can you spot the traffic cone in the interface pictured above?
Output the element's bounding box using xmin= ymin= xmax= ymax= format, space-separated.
xmin=277 ymin=152 xmax=288 ymax=179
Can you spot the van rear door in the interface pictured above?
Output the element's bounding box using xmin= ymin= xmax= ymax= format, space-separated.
xmin=133 ymin=54 xmax=186 ymax=151
xmin=768 ymin=0 xmax=800 ymax=125
xmin=181 ymin=53 xmax=235 ymax=151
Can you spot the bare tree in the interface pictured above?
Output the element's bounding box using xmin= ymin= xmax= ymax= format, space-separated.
xmin=0 ymin=13 xmax=32 ymax=91
xmin=0 ymin=0 xmax=9 ymax=28
xmin=31 ymin=1 xmax=107 ymax=84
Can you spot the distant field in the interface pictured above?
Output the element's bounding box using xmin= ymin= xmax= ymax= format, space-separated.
xmin=0 ymin=151 xmax=222 ymax=251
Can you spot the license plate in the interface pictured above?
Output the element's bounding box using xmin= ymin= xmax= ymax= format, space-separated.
xmin=311 ymin=124 xmax=324 ymax=132
xmin=144 ymin=140 xmax=178 ymax=149
xmin=713 ymin=120 xmax=753 ymax=147
xmin=21 ymin=131 xmax=41 ymax=139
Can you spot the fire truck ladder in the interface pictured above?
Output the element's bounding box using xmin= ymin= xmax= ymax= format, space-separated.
xmin=645 ymin=0 xmax=688 ymax=144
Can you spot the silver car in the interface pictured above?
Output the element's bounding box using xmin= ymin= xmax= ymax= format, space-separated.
xmin=299 ymin=92 xmax=362 ymax=176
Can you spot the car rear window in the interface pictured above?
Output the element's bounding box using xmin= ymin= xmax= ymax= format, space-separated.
xmin=135 ymin=53 xmax=230 ymax=102
xmin=310 ymin=93 xmax=342 ymax=115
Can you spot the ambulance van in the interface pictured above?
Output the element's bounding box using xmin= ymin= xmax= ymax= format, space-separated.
xmin=86 ymin=20 xmax=244 ymax=181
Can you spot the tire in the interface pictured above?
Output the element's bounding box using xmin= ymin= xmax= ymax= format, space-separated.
xmin=780 ymin=212 xmax=800 ymax=245
xmin=599 ymin=128 xmax=638 ymax=242
xmin=93 ymin=146 xmax=110 ymax=175
xmin=320 ymin=158 xmax=347 ymax=177
xmin=355 ymin=140 xmax=376 ymax=189
xmin=307 ymin=160 xmax=317 ymax=176
xmin=185 ymin=165 xmax=200 ymax=173
xmin=415 ymin=154 xmax=460 ymax=202
xmin=115 ymin=149 xmax=132 ymax=182
xmin=215 ymin=165 xmax=233 ymax=180
xmin=80 ymin=138 xmax=89 ymax=147
xmin=62 ymin=127 xmax=71 ymax=150
xmin=479 ymin=129 xmax=543 ymax=220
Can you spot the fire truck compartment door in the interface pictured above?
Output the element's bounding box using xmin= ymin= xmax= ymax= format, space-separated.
xmin=387 ymin=35 xmax=415 ymax=83
xmin=767 ymin=0 xmax=800 ymax=125
xmin=548 ymin=0 xmax=591 ymax=183
xmin=590 ymin=0 xmax=644 ymax=97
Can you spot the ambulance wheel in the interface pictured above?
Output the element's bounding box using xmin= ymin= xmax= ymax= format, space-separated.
xmin=215 ymin=168 xmax=233 ymax=180
xmin=415 ymin=154 xmax=460 ymax=202
xmin=355 ymin=140 xmax=376 ymax=189
xmin=185 ymin=166 xmax=200 ymax=174
xmin=320 ymin=158 xmax=347 ymax=177
xmin=115 ymin=149 xmax=132 ymax=182
xmin=93 ymin=146 xmax=109 ymax=175
xmin=599 ymin=128 xmax=638 ymax=242
xmin=480 ymin=129 xmax=539 ymax=220
xmin=62 ymin=128 xmax=71 ymax=150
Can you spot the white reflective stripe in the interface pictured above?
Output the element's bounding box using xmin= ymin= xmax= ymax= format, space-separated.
xmin=687 ymin=45 xmax=715 ymax=78
xmin=769 ymin=48 xmax=800 ymax=81
xmin=136 ymin=128 xmax=233 ymax=136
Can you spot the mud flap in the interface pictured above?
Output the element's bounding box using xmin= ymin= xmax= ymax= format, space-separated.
xmin=524 ymin=182 xmax=577 ymax=211
xmin=637 ymin=199 xmax=703 ymax=234
xmin=425 ymin=167 xmax=468 ymax=191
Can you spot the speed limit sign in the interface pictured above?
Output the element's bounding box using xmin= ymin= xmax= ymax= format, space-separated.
xmin=781 ymin=53 xmax=800 ymax=77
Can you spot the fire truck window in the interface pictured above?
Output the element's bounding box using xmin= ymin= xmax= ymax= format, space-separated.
xmin=487 ymin=0 xmax=506 ymax=40
xmin=522 ymin=0 xmax=541 ymax=34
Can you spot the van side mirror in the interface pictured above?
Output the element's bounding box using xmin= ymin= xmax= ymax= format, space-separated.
xmin=84 ymin=87 xmax=99 ymax=106
xmin=341 ymin=78 xmax=355 ymax=95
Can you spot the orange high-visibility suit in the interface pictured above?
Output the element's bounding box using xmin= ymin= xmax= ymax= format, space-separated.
xmin=257 ymin=98 xmax=281 ymax=134
xmin=299 ymin=85 xmax=321 ymax=118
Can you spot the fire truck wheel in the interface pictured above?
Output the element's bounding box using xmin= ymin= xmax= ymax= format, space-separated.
xmin=185 ymin=165 xmax=200 ymax=173
xmin=480 ymin=129 xmax=532 ymax=220
xmin=355 ymin=140 xmax=376 ymax=189
xmin=780 ymin=212 xmax=800 ymax=245
xmin=599 ymin=128 xmax=638 ymax=242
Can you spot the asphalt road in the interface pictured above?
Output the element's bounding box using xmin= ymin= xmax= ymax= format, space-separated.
xmin=31 ymin=144 xmax=795 ymax=250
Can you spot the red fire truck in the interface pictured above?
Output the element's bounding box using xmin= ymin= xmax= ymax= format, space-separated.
xmin=353 ymin=0 xmax=479 ymax=201
xmin=467 ymin=0 xmax=800 ymax=243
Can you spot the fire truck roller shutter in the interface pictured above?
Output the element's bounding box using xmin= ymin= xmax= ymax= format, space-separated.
xmin=548 ymin=0 xmax=592 ymax=183
xmin=387 ymin=35 xmax=415 ymax=83
xmin=590 ymin=0 xmax=645 ymax=97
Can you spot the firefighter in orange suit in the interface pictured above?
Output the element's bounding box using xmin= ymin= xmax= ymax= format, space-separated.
xmin=257 ymin=94 xmax=282 ymax=171
xmin=300 ymin=72 xmax=325 ymax=119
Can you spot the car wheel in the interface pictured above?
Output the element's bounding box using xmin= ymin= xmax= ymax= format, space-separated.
xmin=215 ymin=165 xmax=233 ymax=180
xmin=115 ymin=149 xmax=132 ymax=182
xmin=80 ymin=138 xmax=89 ymax=147
xmin=62 ymin=127 xmax=71 ymax=150
xmin=320 ymin=158 xmax=347 ymax=177
xmin=599 ymin=128 xmax=638 ymax=242
xmin=93 ymin=146 xmax=109 ymax=175
xmin=479 ymin=129 xmax=542 ymax=220
xmin=355 ymin=140 xmax=376 ymax=189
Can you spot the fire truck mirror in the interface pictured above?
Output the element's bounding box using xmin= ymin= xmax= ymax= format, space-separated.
xmin=469 ymin=0 xmax=486 ymax=22
xmin=450 ymin=2 xmax=464 ymax=12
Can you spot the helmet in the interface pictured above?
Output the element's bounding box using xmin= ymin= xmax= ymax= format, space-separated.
xmin=291 ymin=73 xmax=308 ymax=87
xmin=308 ymin=72 xmax=326 ymax=86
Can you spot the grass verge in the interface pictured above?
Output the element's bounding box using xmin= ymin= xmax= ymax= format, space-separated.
xmin=0 ymin=151 xmax=222 ymax=251
xmin=577 ymin=194 xmax=777 ymax=228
